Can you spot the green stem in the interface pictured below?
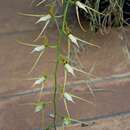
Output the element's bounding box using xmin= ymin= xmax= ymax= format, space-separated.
xmin=62 ymin=0 xmax=71 ymax=33
xmin=53 ymin=38 xmax=61 ymax=130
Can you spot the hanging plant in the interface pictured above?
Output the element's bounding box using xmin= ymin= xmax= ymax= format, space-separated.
xmin=17 ymin=0 xmax=128 ymax=130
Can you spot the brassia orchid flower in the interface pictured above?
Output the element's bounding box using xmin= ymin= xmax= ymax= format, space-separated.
xmin=34 ymin=14 xmax=52 ymax=41
xmin=64 ymin=92 xmax=74 ymax=103
xmin=68 ymin=33 xmax=100 ymax=48
xmin=31 ymin=45 xmax=45 ymax=53
xmin=35 ymin=101 xmax=47 ymax=112
xmin=33 ymin=76 xmax=47 ymax=86
xmin=36 ymin=14 xmax=51 ymax=24
xmin=75 ymin=1 xmax=88 ymax=13
xmin=64 ymin=63 xmax=75 ymax=76
xmin=32 ymin=76 xmax=47 ymax=87
xmin=75 ymin=1 xmax=87 ymax=32
xmin=75 ymin=1 xmax=104 ymax=15
xmin=68 ymin=34 xmax=79 ymax=47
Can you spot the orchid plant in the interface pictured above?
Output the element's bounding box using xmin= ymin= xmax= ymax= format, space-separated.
xmin=18 ymin=0 xmax=124 ymax=130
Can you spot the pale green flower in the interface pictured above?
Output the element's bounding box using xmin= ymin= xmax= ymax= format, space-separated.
xmin=64 ymin=92 xmax=74 ymax=103
xmin=64 ymin=63 xmax=75 ymax=76
xmin=33 ymin=76 xmax=46 ymax=86
xmin=35 ymin=14 xmax=51 ymax=41
xmin=75 ymin=1 xmax=104 ymax=15
xmin=36 ymin=14 xmax=51 ymax=24
xmin=35 ymin=101 xmax=47 ymax=112
xmin=75 ymin=1 xmax=88 ymax=13
xmin=68 ymin=33 xmax=100 ymax=48
xmin=68 ymin=34 xmax=79 ymax=47
xmin=33 ymin=76 xmax=46 ymax=85
xmin=31 ymin=45 xmax=45 ymax=53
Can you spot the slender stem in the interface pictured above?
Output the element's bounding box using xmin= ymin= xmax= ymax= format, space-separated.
xmin=62 ymin=0 xmax=70 ymax=33
xmin=53 ymin=38 xmax=61 ymax=130
xmin=53 ymin=61 xmax=58 ymax=130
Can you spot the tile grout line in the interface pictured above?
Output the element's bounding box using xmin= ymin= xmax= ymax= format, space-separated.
xmin=0 ymin=72 xmax=130 ymax=101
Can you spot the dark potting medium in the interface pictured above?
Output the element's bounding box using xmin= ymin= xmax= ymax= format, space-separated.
xmin=123 ymin=0 xmax=130 ymax=23
xmin=80 ymin=0 xmax=130 ymax=24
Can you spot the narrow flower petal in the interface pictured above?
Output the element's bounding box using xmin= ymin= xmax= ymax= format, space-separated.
xmin=34 ymin=20 xmax=50 ymax=42
xmin=64 ymin=92 xmax=74 ymax=103
xmin=69 ymin=34 xmax=100 ymax=48
xmin=68 ymin=34 xmax=79 ymax=47
xmin=31 ymin=45 xmax=45 ymax=53
xmin=77 ymin=37 xmax=100 ymax=48
xmin=36 ymin=14 xmax=51 ymax=24
xmin=36 ymin=0 xmax=46 ymax=6
xmin=64 ymin=64 xmax=75 ymax=76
